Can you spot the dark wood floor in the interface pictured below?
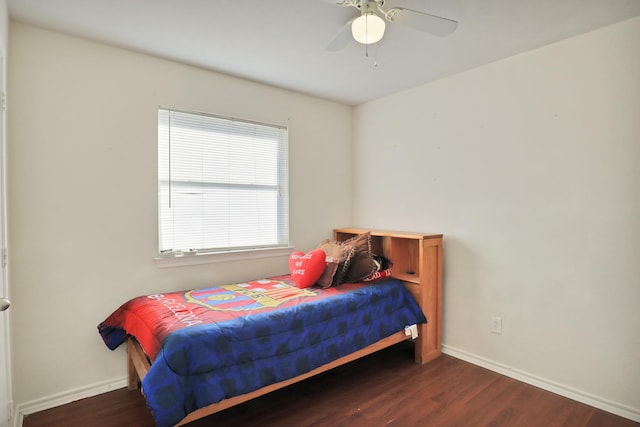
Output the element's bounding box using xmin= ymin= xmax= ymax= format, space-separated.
xmin=23 ymin=342 xmax=638 ymax=427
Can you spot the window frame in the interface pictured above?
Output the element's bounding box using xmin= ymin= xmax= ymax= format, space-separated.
xmin=156 ymin=107 xmax=290 ymax=266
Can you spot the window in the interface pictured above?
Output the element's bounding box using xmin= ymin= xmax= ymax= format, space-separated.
xmin=158 ymin=108 xmax=289 ymax=255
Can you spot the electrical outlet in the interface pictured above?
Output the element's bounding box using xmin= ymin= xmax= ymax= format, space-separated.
xmin=491 ymin=316 xmax=502 ymax=334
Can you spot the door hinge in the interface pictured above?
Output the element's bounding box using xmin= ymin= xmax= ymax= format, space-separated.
xmin=0 ymin=91 xmax=5 ymax=113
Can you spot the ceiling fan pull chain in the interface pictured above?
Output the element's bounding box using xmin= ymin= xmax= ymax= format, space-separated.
xmin=373 ymin=44 xmax=379 ymax=67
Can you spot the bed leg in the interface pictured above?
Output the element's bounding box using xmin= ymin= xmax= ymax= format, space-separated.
xmin=414 ymin=325 xmax=440 ymax=364
xmin=127 ymin=339 xmax=139 ymax=391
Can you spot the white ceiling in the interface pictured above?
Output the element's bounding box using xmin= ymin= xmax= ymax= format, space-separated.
xmin=8 ymin=0 xmax=640 ymax=105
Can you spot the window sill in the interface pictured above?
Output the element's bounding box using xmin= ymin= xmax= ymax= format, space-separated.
xmin=154 ymin=246 xmax=294 ymax=268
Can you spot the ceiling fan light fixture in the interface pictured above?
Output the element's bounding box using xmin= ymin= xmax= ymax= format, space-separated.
xmin=351 ymin=12 xmax=386 ymax=44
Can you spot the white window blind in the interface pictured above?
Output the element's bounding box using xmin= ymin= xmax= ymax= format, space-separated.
xmin=158 ymin=108 xmax=289 ymax=254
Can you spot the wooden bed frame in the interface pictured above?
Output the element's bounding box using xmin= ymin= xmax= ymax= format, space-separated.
xmin=127 ymin=228 xmax=443 ymax=426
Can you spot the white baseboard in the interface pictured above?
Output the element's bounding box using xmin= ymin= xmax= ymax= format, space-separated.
xmin=12 ymin=376 xmax=128 ymax=427
xmin=442 ymin=344 xmax=640 ymax=423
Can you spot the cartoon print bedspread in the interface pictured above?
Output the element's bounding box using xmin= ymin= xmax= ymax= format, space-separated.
xmin=98 ymin=275 xmax=427 ymax=427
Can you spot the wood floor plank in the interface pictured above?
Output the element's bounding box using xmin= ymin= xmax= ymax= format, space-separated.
xmin=22 ymin=342 xmax=638 ymax=427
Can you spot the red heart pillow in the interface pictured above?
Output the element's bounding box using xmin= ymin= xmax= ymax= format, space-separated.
xmin=289 ymin=249 xmax=326 ymax=288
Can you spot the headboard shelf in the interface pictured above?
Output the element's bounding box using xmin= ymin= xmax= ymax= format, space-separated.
xmin=334 ymin=228 xmax=443 ymax=364
xmin=395 ymin=272 xmax=420 ymax=284
xmin=334 ymin=228 xmax=442 ymax=241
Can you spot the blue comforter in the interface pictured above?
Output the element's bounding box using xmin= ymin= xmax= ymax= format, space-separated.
xmin=100 ymin=278 xmax=426 ymax=426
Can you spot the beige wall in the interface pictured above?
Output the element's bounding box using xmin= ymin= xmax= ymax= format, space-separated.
xmin=7 ymin=22 xmax=352 ymax=407
xmin=353 ymin=16 xmax=640 ymax=418
xmin=0 ymin=1 xmax=5 ymax=45
xmin=0 ymin=0 xmax=9 ymax=425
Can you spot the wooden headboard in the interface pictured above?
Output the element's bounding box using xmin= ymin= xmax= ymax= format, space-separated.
xmin=333 ymin=228 xmax=443 ymax=364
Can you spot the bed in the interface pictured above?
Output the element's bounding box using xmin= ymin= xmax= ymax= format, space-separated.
xmin=98 ymin=228 xmax=443 ymax=426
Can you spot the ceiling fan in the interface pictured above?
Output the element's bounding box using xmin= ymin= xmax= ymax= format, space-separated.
xmin=325 ymin=0 xmax=458 ymax=51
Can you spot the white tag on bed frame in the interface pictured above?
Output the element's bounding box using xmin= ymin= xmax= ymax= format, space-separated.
xmin=404 ymin=324 xmax=418 ymax=339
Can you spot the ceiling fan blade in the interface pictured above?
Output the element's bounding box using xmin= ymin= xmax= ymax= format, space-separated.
xmin=387 ymin=8 xmax=458 ymax=37
xmin=325 ymin=18 xmax=354 ymax=51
